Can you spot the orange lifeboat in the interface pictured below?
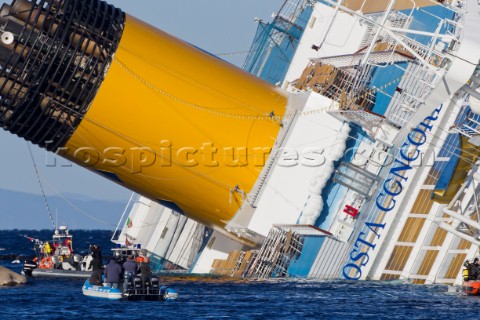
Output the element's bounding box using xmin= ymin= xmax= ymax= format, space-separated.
xmin=462 ymin=281 xmax=480 ymax=296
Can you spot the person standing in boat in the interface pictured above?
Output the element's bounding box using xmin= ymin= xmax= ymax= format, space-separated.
xmin=122 ymin=256 xmax=137 ymax=291
xmin=139 ymin=261 xmax=153 ymax=288
xmin=90 ymin=245 xmax=103 ymax=261
xmin=89 ymin=267 xmax=104 ymax=286
xmin=64 ymin=238 xmax=73 ymax=254
xmin=466 ymin=258 xmax=480 ymax=280
xmin=135 ymin=249 xmax=149 ymax=263
xmin=88 ymin=246 xmax=104 ymax=272
xmin=43 ymin=241 xmax=52 ymax=255
xmin=88 ymin=254 xmax=103 ymax=272
xmin=473 ymin=258 xmax=480 ymax=280
xmin=104 ymin=258 xmax=122 ymax=288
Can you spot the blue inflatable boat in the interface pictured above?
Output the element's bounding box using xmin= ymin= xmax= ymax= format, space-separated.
xmin=82 ymin=280 xmax=123 ymax=300
xmin=82 ymin=277 xmax=178 ymax=301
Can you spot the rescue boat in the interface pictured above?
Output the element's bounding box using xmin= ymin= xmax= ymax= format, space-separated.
xmin=462 ymin=281 xmax=480 ymax=296
xmin=461 ymin=262 xmax=480 ymax=296
xmin=21 ymin=226 xmax=98 ymax=278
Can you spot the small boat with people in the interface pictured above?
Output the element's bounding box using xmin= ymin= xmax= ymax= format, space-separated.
xmin=462 ymin=258 xmax=480 ymax=296
xmin=82 ymin=251 xmax=178 ymax=301
xmin=82 ymin=277 xmax=178 ymax=301
xmin=21 ymin=226 xmax=100 ymax=278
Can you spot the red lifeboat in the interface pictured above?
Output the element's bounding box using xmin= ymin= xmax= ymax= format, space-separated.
xmin=462 ymin=281 xmax=480 ymax=296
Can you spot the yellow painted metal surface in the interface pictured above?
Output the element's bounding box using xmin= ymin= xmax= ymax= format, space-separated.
xmin=63 ymin=15 xmax=287 ymax=228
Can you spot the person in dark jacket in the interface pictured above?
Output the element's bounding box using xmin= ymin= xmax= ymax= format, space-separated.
xmin=104 ymin=258 xmax=122 ymax=288
xmin=88 ymin=255 xmax=103 ymax=271
xmin=92 ymin=245 xmax=102 ymax=260
xmin=86 ymin=245 xmax=103 ymax=271
xmin=472 ymin=258 xmax=480 ymax=280
xmin=122 ymin=256 xmax=137 ymax=291
xmin=89 ymin=268 xmax=103 ymax=286
xmin=139 ymin=261 xmax=152 ymax=288
xmin=123 ymin=256 xmax=137 ymax=274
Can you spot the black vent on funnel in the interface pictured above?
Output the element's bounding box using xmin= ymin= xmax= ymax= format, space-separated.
xmin=0 ymin=0 xmax=125 ymax=151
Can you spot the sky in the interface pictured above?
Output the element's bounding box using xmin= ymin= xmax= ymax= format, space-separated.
xmin=0 ymin=0 xmax=281 ymax=202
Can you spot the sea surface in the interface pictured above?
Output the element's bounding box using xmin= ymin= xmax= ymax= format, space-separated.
xmin=0 ymin=230 xmax=479 ymax=319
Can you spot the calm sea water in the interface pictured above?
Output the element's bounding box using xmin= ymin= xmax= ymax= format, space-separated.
xmin=1 ymin=230 xmax=479 ymax=319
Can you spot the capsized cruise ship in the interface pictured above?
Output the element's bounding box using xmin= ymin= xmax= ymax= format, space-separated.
xmin=0 ymin=0 xmax=480 ymax=285
xmin=189 ymin=0 xmax=480 ymax=285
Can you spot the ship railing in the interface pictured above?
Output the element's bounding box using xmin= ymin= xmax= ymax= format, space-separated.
xmin=231 ymin=251 xmax=247 ymax=277
xmin=445 ymin=159 xmax=480 ymax=213
xmin=386 ymin=113 xmax=408 ymax=130
xmin=277 ymin=0 xmax=312 ymax=23
xmin=360 ymin=46 xmax=443 ymax=122
xmin=242 ymin=226 xmax=311 ymax=278
xmin=270 ymin=0 xmax=312 ymax=47
xmin=452 ymin=126 xmax=480 ymax=141
xmin=244 ymin=0 xmax=313 ymax=79
xmin=398 ymin=37 xmax=440 ymax=63
xmin=445 ymin=108 xmax=480 ymax=141
xmin=437 ymin=0 xmax=467 ymax=17
xmin=323 ymin=0 xmax=462 ymax=73
xmin=294 ymin=61 xmax=375 ymax=111
xmin=248 ymin=109 xmax=299 ymax=207
xmin=361 ymin=7 xmax=454 ymax=72
xmin=378 ymin=17 xmax=456 ymax=71
xmin=444 ymin=17 xmax=463 ymax=39
xmin=360 ymin=11 xmax=412 ymax=50
xmin=383 ymin=61 xmax=439 ymax=128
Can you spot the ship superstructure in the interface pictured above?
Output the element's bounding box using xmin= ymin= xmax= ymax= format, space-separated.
xmin=1 ymin=0 xmax=480 ymax=284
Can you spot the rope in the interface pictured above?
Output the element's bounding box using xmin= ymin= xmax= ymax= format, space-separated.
xmin=36 ymin=170 xmax=117 ymax=227
xmin=112 ymin=57 xmax=285 ymax=122
xmin=27 ymin=143 xmax=56 ymax=229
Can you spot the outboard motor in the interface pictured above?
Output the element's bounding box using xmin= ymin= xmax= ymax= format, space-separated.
xmin=133 ymin=277 xmax=143 ymax=294
xmin=51 ymin=255 xmax=60 ymax=268
xmin=123 ymin=273 xmax=134 ymax=293
xmin=160 ymin=286 xmax=178 ymax=301
xmin=61 ymin=261 xmax=76 ymax=271
xmin=144 ymin=278 xmax=151 ymax=294
xmin=22 ymin=260 xmax=37 ymax=277
xmin=73 ymin=254 xmax=82 ymax=270
xmin=151 ymin=277 xmax=159 ymax=294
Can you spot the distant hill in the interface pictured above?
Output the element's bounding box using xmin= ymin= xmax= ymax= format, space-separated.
xmin=0 ymin=188 xmax=127 ymax=230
